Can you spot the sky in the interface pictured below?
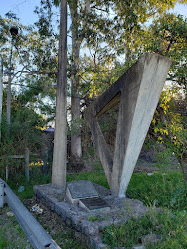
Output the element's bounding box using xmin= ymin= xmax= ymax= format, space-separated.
xmin=0 ymin=0 xmax=186 ymax=27
xmin=0 ymin=0 xmax=40 ymax=25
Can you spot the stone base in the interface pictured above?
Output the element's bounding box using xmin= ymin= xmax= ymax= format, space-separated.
xmin=34 ymin=183 xmax=148 ymax=249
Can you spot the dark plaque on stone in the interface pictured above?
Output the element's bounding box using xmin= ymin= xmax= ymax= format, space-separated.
xmin=79 ymin=197 xmax=110 ymax=212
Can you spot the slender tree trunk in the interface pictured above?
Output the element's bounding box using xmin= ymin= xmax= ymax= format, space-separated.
xmin=7 ymin=68 xmax=11 ymax=138
xmin=7 ymin=42 xmax=13 ymax=138
xmin=0 ymin=58 xmax=3 ymax=143
xmin=52 ymin=0 xmax=67 ymax=190
xmin=69 ymin=1 xmax=82 ymax=164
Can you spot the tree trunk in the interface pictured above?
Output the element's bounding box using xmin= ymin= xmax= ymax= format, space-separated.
xmin=52 ymin=0 xmax=67 ymax=190
xmin=7 ymin=68 xmax=11 ymax=138
xmin=69 ymin=1 xmax=82 ymax=164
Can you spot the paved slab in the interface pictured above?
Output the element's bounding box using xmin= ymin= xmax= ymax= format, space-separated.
xmin=67 ymin=180 xmax=99 ymax=200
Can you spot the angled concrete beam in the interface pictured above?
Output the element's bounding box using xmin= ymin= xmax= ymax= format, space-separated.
xmin=116 ymin=54 xmax=172 ymax=197
xmin=85 ymin=53 xmax=172 ymax=197
xmin=85 ymin=104 xmax=113 ymax=185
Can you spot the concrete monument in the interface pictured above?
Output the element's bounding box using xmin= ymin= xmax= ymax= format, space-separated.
xmin=85 ymin=53 xmax=172 ymax=197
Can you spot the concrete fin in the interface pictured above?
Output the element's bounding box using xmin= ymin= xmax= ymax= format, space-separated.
xmin=118 ymin=55 xmax=172 ymax=197
xmin=85 ymin=53 xmax=172 ymax=197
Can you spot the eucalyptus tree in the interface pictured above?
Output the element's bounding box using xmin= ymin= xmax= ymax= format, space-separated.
xmin=52 ymin=0 xmax=67 ymax=189
xmin=34 ymin=0 xmax=185 ymax=169
xmin=141 ymin=13 xmax=187 ymax=183
xmin=0 ymin=12 xmax=57 ymax=123
xmin=0 ymin=12 xmax=59 ymax=178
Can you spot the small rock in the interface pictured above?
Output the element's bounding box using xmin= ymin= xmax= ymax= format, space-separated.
xmin=132 ymin=245 xmax=145 ymax=249
xmin=142 ymin=233 xmax=161 ymax=244
xmin=25 ymin=245 xmax=31 ymax=249
xmin=114 ymin=247 xmax=127 ymax=249
xmin=18 ymin=186 xmax=25 ymax=193
xmin=6 ymin=211 xmax=14 ymax=217
xmin=147 ymin=173 xmax=154 ymax=176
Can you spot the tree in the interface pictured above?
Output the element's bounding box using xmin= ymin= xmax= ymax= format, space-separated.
xmin=0 ymin=12 xmax=58 ymax=123
xmin=141 ymin=13 xmax=187 ymax=183
xmin=52 ymin=0 xmax=67 ymax=190
xmin=0 ymin=88 xmax=46 ymax=179
xmin=143 ymin=13 xmax=187 ymax=92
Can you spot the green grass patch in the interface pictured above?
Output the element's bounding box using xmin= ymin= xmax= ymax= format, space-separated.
xmin=126 ymin=171 xmax=186 ymax=211
xmin=67 ymin=171 xmax=109 ymax=189
xmin=102 ymin=209 xmax=187 ymax=249
xmin=0 ymin=207 xmax=29 ymax=249
xmin=7 ymin=172 xmax=51 ymax=200
xmin=0 ymin=237 xmax=7 ymax=249
xmin=1 ymin=166 xmax=186 ymax=249
xmin=5 ymin=169 xmax=186 ymax=212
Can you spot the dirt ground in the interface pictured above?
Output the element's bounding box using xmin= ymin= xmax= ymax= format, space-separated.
xmin=0 ymin=198 xmax=88 ymax=249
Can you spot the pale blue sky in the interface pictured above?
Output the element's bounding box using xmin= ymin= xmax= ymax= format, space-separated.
xmin=0 ymin=0 xmax=40 ymax=25
xmin=0 ymin=0 xmax=186 ymax=26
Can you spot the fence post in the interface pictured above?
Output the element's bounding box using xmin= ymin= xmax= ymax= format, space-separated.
xmin=0 ymin=182 xmax=4 ymax=208
xmin=6 ymin=165 xmax=9 ymax=181
xmin=25 ymin=148 xmax=29 ymax=182
xmin=42 ymin=146 xmax=48 ymax=174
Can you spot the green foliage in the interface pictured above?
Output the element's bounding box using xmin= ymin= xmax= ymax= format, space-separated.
xmin=102 ymin=209 xmax=187 ymax=249
xmin=7 ymin=170 xmax=51 ymax=200
xmin=127 ymin=171 xmax=186 ymax=211
xmin=0 ymin=237 xmax=7 ymax=248
xmin=0 ymin=207 xmax=29 ymax=249
xmin=150 ymin=85 xmax=187 ymax=160
xmin=67 ymin=171 xmax=109 ymax=189
xmin=0 ymin=105 xmax=46 ymax=176
xmin=0 ymin=13 xmax=57 ymax=118
xmin=88 ymin=215 xmax=109 ymax=222
xmin=143 ymin=13 xmax=187 ymax=89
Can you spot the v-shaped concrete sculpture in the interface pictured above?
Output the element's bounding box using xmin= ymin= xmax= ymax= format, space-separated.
xmin=85 ymin=53 xmax=172 ymax=197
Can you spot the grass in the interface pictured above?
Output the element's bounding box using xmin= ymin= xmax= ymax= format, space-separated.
xmin=67 ymin=171 xmax=109 ymax=189
xmin=0 ymin=207 xmax=30 ymax=249
xmin=7 ymin=168 xmax=51 ymax=200
xmin=1 ymin=166 xmax=186 ymax=249
xmin=102 ymin=209 xmax=187 ymax=249
xmin=101 ymin=170 xmax=187 ymax=249
xmin=127 ymin=171 xmax=186 ymax=211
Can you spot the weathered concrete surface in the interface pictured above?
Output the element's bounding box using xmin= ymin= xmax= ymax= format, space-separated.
xmin=66 ymin=180 xmax=99 ymax=205
xmin=85 ymin=53 xmax=172 ymax=197
xmin=34 ymin=183 xmax=148 ymax=249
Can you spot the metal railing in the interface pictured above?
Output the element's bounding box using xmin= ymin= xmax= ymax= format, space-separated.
xmin=0 ymin=178 xmax=61 ymax=249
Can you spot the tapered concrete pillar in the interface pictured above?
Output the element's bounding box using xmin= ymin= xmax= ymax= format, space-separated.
xmin=85 ymin=53 xmax=172 ymax=197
